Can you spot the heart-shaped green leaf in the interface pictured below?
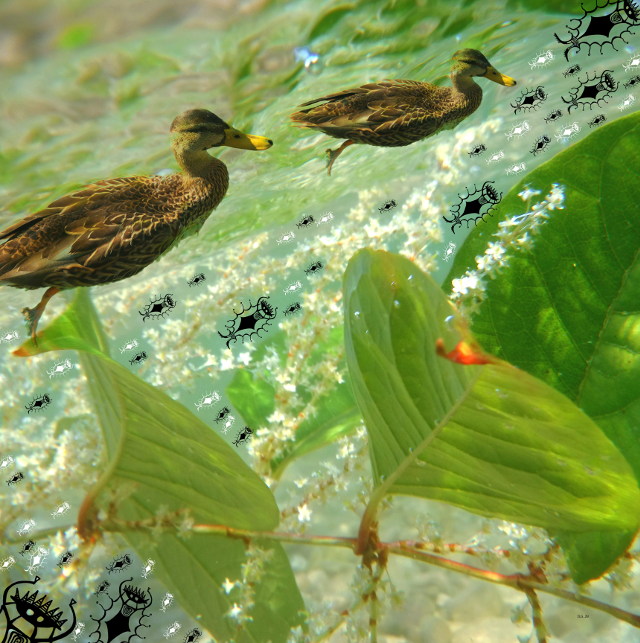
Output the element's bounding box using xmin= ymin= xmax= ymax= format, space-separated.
xmin=443 ymin=112 xmax=640 ymax=581
xmin=14 ymin=289 xmax=305 ymax=641
xmin=344 ymin=249 xmax=640 ymax=539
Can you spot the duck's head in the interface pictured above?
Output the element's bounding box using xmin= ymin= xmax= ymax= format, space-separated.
xmin=170 ymin=109 xmax=273 ymax=151
xmin=451 ymin=49 xmax=516 ymax=86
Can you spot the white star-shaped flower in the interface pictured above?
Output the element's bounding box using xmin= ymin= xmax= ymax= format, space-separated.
xmin=228 ymin=603 xmax=242 ymax=620
xmin=222 ymin=578 xmax=236 ymax=594
xmin=297 ymin=503 xmax=312 ymax=523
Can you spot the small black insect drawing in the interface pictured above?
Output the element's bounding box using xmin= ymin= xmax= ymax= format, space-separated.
xmin=57 ymin=551 xmax=74 ymax=568
xmin=442 ymin=181 xmax=502 ymax=234
xmin=588 ymin=113 xmax=608 ymax=126
xmin=511 ymin=86 xmax=547 ymax=114
xmin=25 ymin=393 xmax=51 ymax=414
xmin=544 ymin=109 xmax=563 ymax=122
xmin=284 ymin=302 xmax=302 ymax=316
xmin=563 ymin=64 xmax=582 ymax=77
xmin=304 ymin=260 xmax=324 ymax=276
xmin=623 ymin=74 xmax=640 ymax=88
xmin=296 ymin=214 xmax=315 ymax=228
xmin=184 ymin=629 xmax=202 ymax=643
xmin=95 ymin=580 xmax=111 ymax=596
xmin=214 ymin=407 xmax=230 ymax=423
xmin=89 ymin=577 xmax=152 ymax=643
xmin=139 ymin=293 xmax=176 ymax=322
xmin=6 ymin=472 xmax=24 ymax=486
xmin=468 ymin=144 xmax=487 ymax=157
xmin=19 ymin=540 xmax=36 ymax=556
xmin=106 ymin=553 xmax=133 ymax=574
xmin=217 ymin=296 xmax=277 ymax=349
xmin=187 ymin=273 xmax=206 ymax=287
xmin=0 ymin=575 xmax=78 ymax=642
xmin=530 ymin=135 xmax=551 ymax=156
xmin=554 ymin=0 xmax=640 ymax=60
xmin=129 ymin=351 xmax=148 ymax=366
xmin=378 ymin=199 xmax=397 ymax=213
xmin=561 ymin=69 xmax=618 ymax=112
xmin=233 ymin=426 xmax=253 ymax=447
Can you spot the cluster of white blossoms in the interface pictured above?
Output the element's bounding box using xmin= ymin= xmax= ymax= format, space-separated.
xmin=450 ymin=183 xmax=565 ymax=315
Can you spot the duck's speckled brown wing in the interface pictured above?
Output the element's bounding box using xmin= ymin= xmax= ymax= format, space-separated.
xmin=290 ymin=79 xmax=457 ymax=146
xmin=0 ymin=175 xmax=186 ymax=290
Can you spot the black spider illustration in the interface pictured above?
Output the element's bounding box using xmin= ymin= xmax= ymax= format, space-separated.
xmin=106 ymin=553 xmax=133 ymax=574
xmin=544 ymin=109 xmax=563 ymax=122
xmin=0 ymin=575 xmax=77 ymax=643
xmin=530 ymin=135 xmax=551 ymax=156
xmin=214 ymin=407 xmax=230 ymax=423
xmin=233 ymin=426 xmax=253 ymax=447
xmin=89 ymin=578 xmax=152 ymax=643
xmin=378 ymin=200 xmax=397 ymax=213
xmin=6 ymin=472 xmax=23 ymax=486
xmin=554 ymin=0 xmax=640 ymax=60
xmin=588 ymin=113 xmax=608 ymax=126
xmin=187 ymin=273 xmax=206 ymax=287
xmin=563 ymin=64 xmax=582 ymax=77
xmin=304 ymin=260 xmax=324 ymax=276
xmin=129 ymin=351 xmax=148 ymax=366
xmin=442 ymin=181 xmax=502 ymax=234
xmin=296 ymin=214 xmax=315 ymax=228
xmin=57 ymin=551 xmax=74 ymax=568
xmin=217 ymin=296 xmax=277 ymax=349
xmin=18 ymin=540 xmax=36 ymax=556
xmin=468 ymin=144 xmax=487 ymax=157
xmin=623 ymin=74 xmax=640 ymax=88
xmin=561 ymin=69 xmax=618 ymax=112
xmin=511 ymin=86 xmax=547 ymax=114
xmin=139 ymin=293 xmax=176 ymax=322
xmin=95 ymin=580 xmax=111 ymax=596
xmin=284 ymin=302 xmax=302 ymax=316
xmin=25 ymin=394 xmax=51 ymax=413
xmin=183 ymin=628 xmax=202 ymax=643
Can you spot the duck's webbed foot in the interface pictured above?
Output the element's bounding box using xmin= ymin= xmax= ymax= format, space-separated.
xmin=22 ymin=286 xmax=61 ymax=346
xmin=325 ymin=139 xmax=355 ymax=176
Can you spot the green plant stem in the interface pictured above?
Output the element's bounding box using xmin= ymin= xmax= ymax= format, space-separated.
xmin=524 ymin=586 xmax=548 ymax=643
xmin=386 ymin=543 xmax=640 ymax=629
xmin=109 ymin=520 xmax=640 ymax=629
xmin=194 ymin=523 xmax=360 ymax=550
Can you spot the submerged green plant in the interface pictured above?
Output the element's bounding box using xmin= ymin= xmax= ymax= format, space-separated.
xmin=3 ymin=113 xmax=640 ymax=643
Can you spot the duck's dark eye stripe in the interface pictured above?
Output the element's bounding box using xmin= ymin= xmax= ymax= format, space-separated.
xmin=184 ymin=126 xmax=210 ymax=133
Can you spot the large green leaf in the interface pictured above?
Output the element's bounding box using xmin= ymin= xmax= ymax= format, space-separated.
xmin=445 ymin=111 xmax=640 ymax=480
xmin=444 ymin=112 xmax=640 ymax=581
xmin=14 ymin=289 xmax=305 ymax=642
xmin=343 ymin=249 xmax=640 ymax=568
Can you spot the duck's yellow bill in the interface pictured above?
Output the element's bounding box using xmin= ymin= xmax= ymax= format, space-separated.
xmin=484 ymin=66 xmax=517 ymax=86
xmin=223 ymin=128 xmax=273 ymax=150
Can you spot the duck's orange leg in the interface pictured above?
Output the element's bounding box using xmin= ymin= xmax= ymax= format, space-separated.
xmin=326 ymin=139 xmax=354 ymax=176
xmin=22 ymin=286 xmax=60 ymax=346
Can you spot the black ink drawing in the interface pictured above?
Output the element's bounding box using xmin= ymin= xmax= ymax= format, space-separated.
xmin=187 ymin=273 xmax=206 ymax=287
xmin=511 ymin=86 xmax=547 ymax=114
xmin=233 ymin=427 xmax=253 ymax=447
xmin=218 ymin=297 xmax=277 ymax=349
xmin=442 ymin=181 xmax=502 ymax=233
xmin=89 ymin=578 xmax=152 ymax=643
xmin=0 ymin=575 xmax=77 ymax=642
xmin=139 ymin=294 xmax=176 ymax=322
xmin=554 ymin=0 xmax=640 ymax=60
xmin=25 ymin=394 xmax=51 ymax=414
xmin=561 ymin=70 xmax=618 ymax=112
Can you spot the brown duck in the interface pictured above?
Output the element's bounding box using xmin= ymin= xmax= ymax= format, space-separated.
xmin=0 ymin=109 xmax=272 ymax=345
xmin=290 ymin=49 xmax=516 ymax=174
